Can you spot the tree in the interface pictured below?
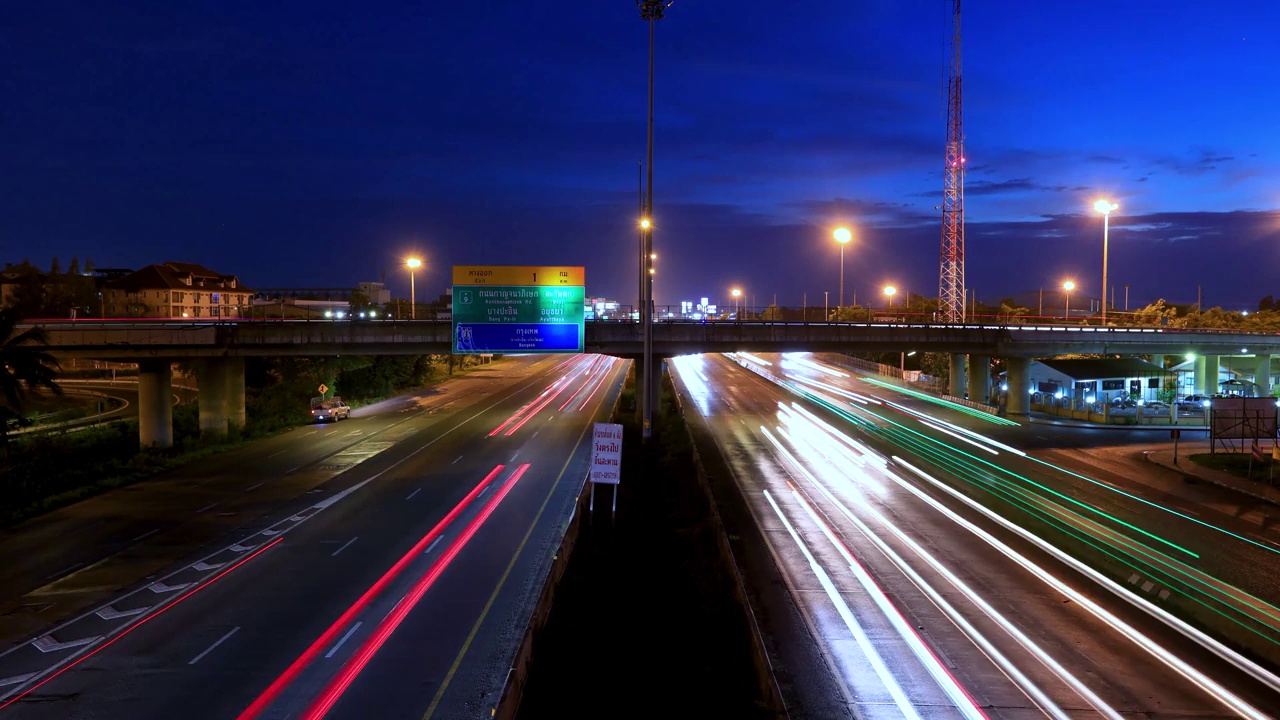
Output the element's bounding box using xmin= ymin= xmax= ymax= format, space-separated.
xmin=84 ymin=257 xmax=95 ymax=274
xmin=1130 ymin=299 xmax=1183 ymax=328
xmin=828 ymin=304 xmax=868 ymax=322
xmin=0 ymin=308 xmax=62 ymax=441
xmin=761 ymin=303 xmax=783 ymax=321
xmin=49 ymin=257 xmax=61 ymax=276
xmin=1260 ymin=296 xmax=1275 ymax=313
xmin=67 ymin=257 xmax=80 ymax=276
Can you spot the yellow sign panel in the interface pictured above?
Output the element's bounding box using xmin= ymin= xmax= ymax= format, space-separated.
xmin=452 ymin=265 xmax=585 ymax=287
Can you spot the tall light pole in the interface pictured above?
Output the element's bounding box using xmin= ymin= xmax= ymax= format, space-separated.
xmin=1094 ymin=199 xmax=1118 ymax=324
xmin=637 ymin=0 xmax=670 ymax=441
xmin=731 ymin=288 xmax=742 ymax=319
xmin=883 ymin=285 xmax=897 ymax=309
xmin=1062 ymin=280 xmax=1075 ymax=320
xmin=406 ymin=257 xmax=422 ymax=320
xmin=833 ymin=227 xmax=852 ymax=313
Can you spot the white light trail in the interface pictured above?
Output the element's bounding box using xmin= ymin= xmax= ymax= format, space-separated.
xmin=762 ymin=427 xmax=984 ymax=719
xmin=760 ymin=484 xmax=921 ymax=720
xmin=891 ymin=457 xmax=1279 ymax=719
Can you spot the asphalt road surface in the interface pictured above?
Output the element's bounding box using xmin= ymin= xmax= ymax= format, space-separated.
xmin=671 ymin=351 xmax=1280 ymax=719
xmin=0 ymin=353 xmax=626 ymax=719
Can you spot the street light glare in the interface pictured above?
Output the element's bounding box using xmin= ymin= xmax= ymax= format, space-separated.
xmin=640 ymin=218 xmax=652 ymax=229
xmin=731 ymin=288 xmax=742 ymax=298
xmin=406 ymin=257 xmax=422 ymax=269
xmin=883 ymin=285 xmax=897 ymax=296
xmin=833 ymin=227 xmax=852 ymax=244
xmin=1093 ymin=199 xmax=1118 ymax=215
xmin=650 ymin=252 xmax=657 ymax=260
xmin=1063 ymin=280 xmax=1076 ymax=291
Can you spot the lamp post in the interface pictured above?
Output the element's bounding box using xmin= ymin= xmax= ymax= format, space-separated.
xmin=833 ymin=227 xmax=851 ymax=313
xmin=731 ymin=288 xmax=742 ymax=319
xmin=883 ymin=285 xmax=897 ymax=309
xmin=1094 ymin=199 xmax=1118 ymax=324
xmin=406 ymin=257 xmax=422 ymax=320
xmin=1062 ymin=280 xmax=1075 ymax=320
xmin=637 ymin=0 xmax=671 ymax=442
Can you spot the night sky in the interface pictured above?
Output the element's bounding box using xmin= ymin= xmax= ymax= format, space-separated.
xmin=4 ymin=1 xmax=1278 ymax=311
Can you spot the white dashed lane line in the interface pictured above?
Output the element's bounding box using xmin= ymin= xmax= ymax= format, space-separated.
xmin=188 ymin=627 xmax=240 ymax=665
xmin=406 ymin=488 xmax=421 ymax=500
xmin=331 ymin=537 xmax=358 ymax=557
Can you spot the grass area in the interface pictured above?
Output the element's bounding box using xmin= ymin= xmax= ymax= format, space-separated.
xmin=517 ymin=371 xmax=771 ymax=719
xmin=1189 ymin=452 xmax=1278 ymax=482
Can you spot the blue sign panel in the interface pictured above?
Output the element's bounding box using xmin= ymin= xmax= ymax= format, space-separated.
xmin=454 ymin=322 xmax=584 ymax=354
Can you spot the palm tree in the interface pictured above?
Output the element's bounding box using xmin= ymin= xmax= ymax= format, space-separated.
xmin=1 ymin=308 xmax=62 ymax=438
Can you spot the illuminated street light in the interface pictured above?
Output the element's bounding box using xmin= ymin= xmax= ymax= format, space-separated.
xmin=833 ymin=227 xmax=852 ymax=311
xmin=731 ymin=287 xmax=742 ymax=317
xmin=640 ymin=218 xmax=651 ymax=230
xmin=1094 ymin=199 xmax=1118 ymax=324
xmin=650 ymin=252 xmax=657 ymax=260
xmin=883 ymin=285 xmax=897 ymax=309
xmin=406 ymin=257 xmax=423 ymax=320
xmin=1062 ymin=279 xmax=1075 ymax=320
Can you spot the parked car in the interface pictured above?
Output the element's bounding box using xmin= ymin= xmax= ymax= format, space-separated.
xmin=1175 ymin=394 xmax=1212 ymax=411
xmin=311 ymin=398 xmax=351 ymax=423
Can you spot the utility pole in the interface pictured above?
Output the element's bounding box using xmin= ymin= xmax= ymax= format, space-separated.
xmin=1124 ymin=284 xmax=1130 ymax=311
xmin=1038 ymin=287 xmax=1043 ymax=317
xmin=637 ymin=0 xmax=671 ymax=442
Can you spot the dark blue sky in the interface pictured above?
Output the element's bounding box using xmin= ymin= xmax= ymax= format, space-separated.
xmin=4 ymin=1 xmax=1278 ymax=310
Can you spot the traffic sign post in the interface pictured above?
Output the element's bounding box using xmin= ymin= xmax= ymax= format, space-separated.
xmin=451 ymin=274 xmax=585 ymax=355
xmin=589 ymin=422 xmax=623 ymax=520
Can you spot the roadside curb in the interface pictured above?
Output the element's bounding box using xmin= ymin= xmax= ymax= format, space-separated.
xmin=1027 ymin=415 xmax=1208 ymax=432
xmin=1143 ymin=450 xmax=1280 ymax=508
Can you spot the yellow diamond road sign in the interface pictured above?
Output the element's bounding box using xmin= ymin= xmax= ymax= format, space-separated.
xmin=318 ymin=384 xmax=329 ymax=395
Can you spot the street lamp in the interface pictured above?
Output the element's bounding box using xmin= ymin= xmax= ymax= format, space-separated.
xmin=731 ymin=287 xmax=742 ymax=318
xmin=1093 ymin=199 xmax=1118 ymax=324
xmin=833 ymin=227 xmax=852 ymax=312
xmin=883 ymin=285 xmax=897 ymax=309
xmin=406 ymin=257 xmax=423 ymax=320
xmin=637 ymin=0 xmax=672 ymax=442
xmin=1062 ymin=280 xmax=1075 ymax=320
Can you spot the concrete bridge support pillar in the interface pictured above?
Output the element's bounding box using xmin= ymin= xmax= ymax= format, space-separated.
xmin=1005 ymin=356 xmax=1031 ymax=417
xmin=196 ymin=358 xmax=241 ymax=439
xmin=949 ymin=353 xmax=966 ymax=397
xmin=1256 ymin=355 xmax=1272 ymax=397
xmin=1204 ymin=354 xmax=1220 ymax=396
xmin=1193 ymin=355 xmax=1208 ymax=395
xmin=632 ymin=355 xmax=666 ymax=433
xmin=138 ymin=360 xmax=174 ymax=449
xmin=226 ymin=358 xmax=246 ymax=431
xmin=967 ymin=355 xmax=991 ymax=404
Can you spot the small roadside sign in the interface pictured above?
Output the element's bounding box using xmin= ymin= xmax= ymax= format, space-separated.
xmin=590 ymin=423 xmax=623 ymax=485
xmin=318 ymin=383 xmax=329 ymax=395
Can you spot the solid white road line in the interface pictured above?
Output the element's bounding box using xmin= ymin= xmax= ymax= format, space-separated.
xmin=424 ymin=536 xmax=443 ymax=555
xmin=326 ymin=622 xmax=363 ymax=659
xmin=331 ymin=537 xmax=358 ymax=557
xmin=188 ymin=627 xmax=240 ymax=665
xmin=406 ymin=488 xmax=422 ymax=500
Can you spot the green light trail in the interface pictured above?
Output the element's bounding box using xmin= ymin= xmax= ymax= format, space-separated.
xmin=857 ymin=376 xmax=1019 ymax=426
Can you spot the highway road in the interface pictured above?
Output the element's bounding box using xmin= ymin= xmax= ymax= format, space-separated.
xmin=671 ymin=351 xmax=1280 ymax=719
xmin=0 ymin=353 xmax=626 ymax=719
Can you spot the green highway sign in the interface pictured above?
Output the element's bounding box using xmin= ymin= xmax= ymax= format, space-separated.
xmin=452 ymin=285 xmax=585 ymax=354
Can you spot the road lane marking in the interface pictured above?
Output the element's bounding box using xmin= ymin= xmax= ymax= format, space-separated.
xmin=423 ymin=362 xmax=623 ymax=719
xmin=244 ymin=481 xmax=265 ymax=492
xmin=130 ymin=529 xmax=160 ymax=543
xmin=44 ymin=562 xmax=85 ymax=580
xmin=452 ymin=456 xmax=463 ymax=464
xmin=331 ymin=537 xmax=359 ymax=557
xmin=509 ymin=453 xmax=519 ymax=462
xmin=325 ymin=622 xmax=362 ymax=659
xmin=424 ymin=537 xmax=443 ymax=555
xmin=195 ymin=502 xmax=218 ymax=514
xmin=406 ymin=488 xmax=422 ymax=500
xmin=532 ymin=430 xmax=540 ymax=439
xmin=189 ymin=627 xmax=240 ymax=665
xmin=267 ymin=449 xmax=288 ymax=458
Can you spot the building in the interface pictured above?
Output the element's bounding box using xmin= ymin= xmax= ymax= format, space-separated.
xmin=1018 ymin=358 xmax=1177 ymax=404
xmin=357 ymin=281 xmax=391 ymax=306
xmin=102 ymin=262 xmax=253 ymax=319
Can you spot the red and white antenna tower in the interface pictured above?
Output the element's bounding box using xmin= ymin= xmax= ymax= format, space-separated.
xmin=938 ymin=0 xmax=965 ymax=323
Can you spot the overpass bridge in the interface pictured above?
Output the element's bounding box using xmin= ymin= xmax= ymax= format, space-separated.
xmin=22 ymin=319 xmax=1280 ymax=447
